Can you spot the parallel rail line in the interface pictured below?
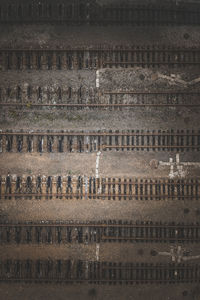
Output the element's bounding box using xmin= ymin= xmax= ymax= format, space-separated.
xmin=0 ymin=130 xmax=199 ymax=153
xmin=0 ymin=221 xmax=200 ymax=244
xmin=0 ymin=260 xmax=199 ymax=284
xmin=0 ymin=2 xmax=200 ymax=25
xmin=0 ymin=90 xmax=200 ymax=108
xmin=1 ymin=47 xmax=200 ymax=70
xmin=1 ymin=103 xmax=200 ymax=108
xmin=0 ymin=176 xmax=199 ymax=201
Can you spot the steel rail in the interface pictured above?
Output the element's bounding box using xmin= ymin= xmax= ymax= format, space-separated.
xmin=0 ymin=278 xmax=195 ymax=283
xmin=0 ymin=132 xmax=198 ymax=136
xmin=2 ymin=180 xmax=198 ymax=185
xmin=102 ymin=237 xmax=200 ymax=241
xmin=1 ymin=48 xmax=199 ymax=52
xmin=0 ymin=261 xmax=199 ymax=284
xmin=104 ymin=62 xmax=200 ymax=65
xmin=1 ymin=103 xmax=200 ymax=107
xmin=1 ymin=48 xmax=200 ymax=70
xmin=0 ymin=193 xmax=198 ymax=199
xmin=0 ymin=223 xmax=199 ymax=228
xmin=102 ymin=145 xmax=198 ymax=149
xmin=104 ymin=92 xmax=200 ymax=95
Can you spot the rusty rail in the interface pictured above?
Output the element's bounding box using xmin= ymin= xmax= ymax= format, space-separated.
xmin=0 ymin=176 xmax=199 ymax=201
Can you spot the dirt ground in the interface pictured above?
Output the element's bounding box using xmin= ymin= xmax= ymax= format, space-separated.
xmin=1 ymin=108 xmax=200 ymax=132
xmin=0 ymin=25 xmax=200 ymax=49
xmin=0 ymin=283 xmax=200 ymax=300
xmin=0 ymin=152 xmax=200 ymax=177
xmin=1 ymin=243 xmax=200 ymax=263
xmin=0 ymin=196 xmax=199 ymax=223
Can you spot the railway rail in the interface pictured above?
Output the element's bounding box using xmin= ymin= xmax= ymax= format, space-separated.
xmin=0 ymin=47 xmax=200 ymax=70
xmin=0 ymin=260 xmax=199 ymax=284
xmin=0 ymin=130 xmax=199 ymax=153
xmin=0 ymin=1 xmax=200 ymax=26
xmin=0 ymin=221 xmax=200 ymax=244
xmin=1 ymin=88 xmax=200 ymax=108
xmin=0 ymin=176 xmax=199 ymax=201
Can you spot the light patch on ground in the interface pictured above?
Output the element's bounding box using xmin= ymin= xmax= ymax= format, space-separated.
xmin=95 ymin=151 xmax=101 ymax=178
xmin=159 ymin=153 xmax=200 ymax=178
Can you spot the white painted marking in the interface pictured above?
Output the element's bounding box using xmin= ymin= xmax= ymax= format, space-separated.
xmin=181 ymin=162 xmax=200 ymax=166
xmin=95 ymin=151 xmax=101 ymax=179
xmin=182 ymin=255 xmax=200 ymax=261
xmin=96 ymin=70 xmax=100 ymax=88
xmin=156 ymin=73 xmax=200 ymax=87
xmin=169 ymin=160 xmax=174 ymax=179
xmin=159 ymin=154 xmax=200 ymax=178
xmin=96 ymin=243 xmax=100 ymax=261
xmin=189 ymin=77 xmax=200 ymax=86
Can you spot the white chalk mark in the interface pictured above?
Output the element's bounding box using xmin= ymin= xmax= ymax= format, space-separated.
xmin=169 ymin=164 xmax=174 ymax=179
xmin=41 ymin=138 xmax=43 ymax=152
xmin=156 ymin=73 xmax=200 ymax=87
xmin=96 ymin=243 xmax=100 ymax=261
xmin=95 ymin=151 xmax=101 ymax=179
xmin=96 ymin=70 xmax=100 ymax=88
xmin=179 ymin=162 xmax=200 ymax=166
xmin=182 ymin=255 xmax=200 ymax=261
xmin=159 ymin=154 xmax=200 ymax=178
xmin=158 ymin=245 xmax=200 ymax=263
xmin=188 ymin=77 xmax=200 ymax=86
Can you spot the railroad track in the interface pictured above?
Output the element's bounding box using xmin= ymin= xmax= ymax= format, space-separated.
xmin=0 ymin=260 xmax=199 ymax=284
xmin=0 ymin=2 xmax=200 ymax=25
xmin=0 ymin=130 xmax=199 ymax=153
xmin=0 ymin=176 xmax=199 ymax=201
xmin=0 ymin=47 xmax=200 ymax=70
xmin=0 ymin=221 xmax=200 ymax=244
xmin=1 ymin=88 xmax=200 ymax=108
xmin=102 ymin=91 xmax=200 ymax=108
